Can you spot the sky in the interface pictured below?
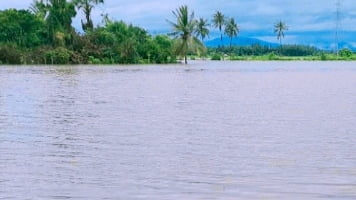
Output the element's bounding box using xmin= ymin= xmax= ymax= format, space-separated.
xmin=1 ymin=0 xmax=355 ymax=46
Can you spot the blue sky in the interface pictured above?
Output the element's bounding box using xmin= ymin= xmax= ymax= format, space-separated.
xmin=1 ymin=0 xmax=355 ymax=47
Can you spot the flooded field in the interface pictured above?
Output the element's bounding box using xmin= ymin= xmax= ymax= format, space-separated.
xmin=0 ymin=61 xmax=355 ymax=199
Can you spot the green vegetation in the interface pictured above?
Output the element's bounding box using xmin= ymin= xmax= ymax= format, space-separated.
xmin=211 ymin=53 xmax=222 ymax=61
xmin=168 ymin=5 xmax=204 ymax=64
xmin=0 ymin=7 xmax=176 ymax=64
xmin=274 ymin=20 xmax=288 ymax=47
xmin=213 ymin=45 xmax=320 ymax=57
xmin=212 ymin=11 xmax=226 ymax=47
xmin=225 ymin=54 xmax=356 ymax=61
xmin=0 ymin=9 xmax=46 ymax=47
xmin=74 ymin=0 xmax=104 ymax=32
xmin=195 ymin=17 xmax=210 ymax=42
xmin=224 ymin=18 xmax=239 ymax=48
xmin=0 ymin=1 xmax=177 ymax=65
xmin=0 ymin=3 xmax=355 ymax=65
xmin=339 ymin=48 xmax=353 ymax=58
xmin=208 ymin=45 xmax=356 ymax=61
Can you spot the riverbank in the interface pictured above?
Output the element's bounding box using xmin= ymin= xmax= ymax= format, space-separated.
xmin=187 ymin=54 xmax=356 ymax=62
xmin=2 ymin=57 xmax=356 ymax=66
xmin=229 ymin=55 xmax=356 ymax=61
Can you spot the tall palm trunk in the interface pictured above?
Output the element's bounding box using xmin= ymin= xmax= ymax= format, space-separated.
xmin=85 ymin=1 xmax=90 ymax=23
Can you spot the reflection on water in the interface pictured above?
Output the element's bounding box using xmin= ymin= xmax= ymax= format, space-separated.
xmin=0 ymin=61 xmax=356 ymax=199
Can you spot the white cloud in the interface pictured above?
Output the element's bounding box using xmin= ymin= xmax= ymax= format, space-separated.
xmin=1 ymin=0 xmax=355 ymax=33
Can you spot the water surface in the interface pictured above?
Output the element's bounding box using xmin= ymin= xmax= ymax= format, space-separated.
xmin=1 ymin=61 xmax=356 ymax=199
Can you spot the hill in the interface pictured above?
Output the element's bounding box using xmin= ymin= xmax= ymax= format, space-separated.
xmin=205 ymin=36 xmax=278 ymax=48
xmin=204 ymin=31 xmax=356 ymax=51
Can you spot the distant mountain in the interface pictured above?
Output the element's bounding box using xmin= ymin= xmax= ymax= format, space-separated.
xmin=205 ymin=36 xmax=279 ymax=48
xmin=281 ymin=31 xmax=356 ymax=51
xmin=204 ymin=31 xmax=356 ymax=51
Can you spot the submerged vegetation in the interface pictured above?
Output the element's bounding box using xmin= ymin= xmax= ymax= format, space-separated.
xmin=0 ymin=1 xmax=355 ymax=65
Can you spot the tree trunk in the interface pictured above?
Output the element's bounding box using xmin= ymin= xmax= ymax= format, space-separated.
xmin=184 ymin=55 xmax=187 ymax=64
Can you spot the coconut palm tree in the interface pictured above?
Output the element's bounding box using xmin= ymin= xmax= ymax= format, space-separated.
xmin=224 ymin=18 xmax=239 ymax=48
xmin=168 ymin=5 xmax=202 ymax=64
xmin=30 ymin=0 xmax=48 ymax=19
xmin=274 ymin=20 xmax=288 ymax=47
xmin=31 ymin=0 xmax=76 ymax=44
xmin=195 ymin=17 xmax=209 ymax=42
xmin=212 ymin=11 xmax=225 ymax=47
xmin=46 ymin=0 xmax=76 ymax=31
xmin=74 ymin=0 xmax=104 ymax=31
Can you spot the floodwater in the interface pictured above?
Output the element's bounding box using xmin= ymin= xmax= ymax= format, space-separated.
xmin=0 ymin=61 xmax=355 ymax=200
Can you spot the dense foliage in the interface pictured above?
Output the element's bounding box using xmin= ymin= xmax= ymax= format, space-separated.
xmin=210 ymin=45 xmax=321 ymax=57
xmin=0 ymin=4 xmax=176 ymax=64
xmin=0 ymin=9 xmax=46 ymax=47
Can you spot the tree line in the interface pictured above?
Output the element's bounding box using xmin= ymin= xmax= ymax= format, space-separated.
xmin=0 ymin=0 xmax=176 ymax=64
xmin=0 ymin=2 xmax=352 ymax=65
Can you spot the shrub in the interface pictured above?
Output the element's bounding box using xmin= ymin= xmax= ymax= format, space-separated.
xmin=69 ymin=51 xmax=85 ymax=64
xmin=0 ymin=45 xmax=22 ymax=64
xmin=268 ymin=52 xmax=277 ymax=60
xmin=340 ymin=48 xmax=353 ymax=58
xmin=230 ymin=56 xmax=244 ymax=60
xmin=101 ymin=57 xmax=114 ymax=64
xmin=45 ymin=47 xmax=72 ymax=64
xmin=88 ymin=56 xmax=101 ymax=64
xmin=211 ymin=53 xmax=221 ymax=60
